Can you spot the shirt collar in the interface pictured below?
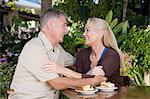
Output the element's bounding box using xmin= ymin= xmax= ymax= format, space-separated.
xmin=38 ymin=31 xmax=54 ymax=51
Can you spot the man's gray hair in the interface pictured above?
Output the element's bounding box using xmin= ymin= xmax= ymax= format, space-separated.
xmin=40 ymin=8 xmax=67 ymax=29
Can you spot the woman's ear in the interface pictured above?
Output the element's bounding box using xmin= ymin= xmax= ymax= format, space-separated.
xmin=99 ymin=29 xmax=105 ymax=38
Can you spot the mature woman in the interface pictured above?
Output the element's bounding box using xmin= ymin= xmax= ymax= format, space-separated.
xmin=43 ymin=18 xmax=130 ymax=87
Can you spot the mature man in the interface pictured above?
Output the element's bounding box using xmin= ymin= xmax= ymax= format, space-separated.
xmin=9 ymin=8 xmax=106 ymax=99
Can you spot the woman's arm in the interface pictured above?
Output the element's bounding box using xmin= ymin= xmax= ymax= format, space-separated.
xmin=42 ymin=62 xmax=82 ymax=78
xmin=102 ymin=50 xmax=120 ymax=77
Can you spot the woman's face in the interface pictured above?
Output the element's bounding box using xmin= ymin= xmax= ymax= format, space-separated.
xmin=83 ymin=22 xmax=102 ymax=46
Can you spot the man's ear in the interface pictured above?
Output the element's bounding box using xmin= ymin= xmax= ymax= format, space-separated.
xmin=47 ymin=19 xmax=52 ymax=30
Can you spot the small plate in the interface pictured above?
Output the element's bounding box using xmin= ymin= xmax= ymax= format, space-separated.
xmin=96 ymin=86 xmax=118 ymax=92
xmin=75 ymin=89 xmax=98 ymax=95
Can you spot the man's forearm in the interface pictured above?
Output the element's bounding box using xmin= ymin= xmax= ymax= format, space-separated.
xmin=63 ymin=68 xmax=82 ymax=78
xmin=48 ymin=76 xmax=105 ymax=90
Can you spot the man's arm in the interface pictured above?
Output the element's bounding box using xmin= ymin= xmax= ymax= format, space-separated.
xmin=47 ymin=76 xmax=106 ymax=90
xmin=42 ymin=62 xmax=82 ymax=78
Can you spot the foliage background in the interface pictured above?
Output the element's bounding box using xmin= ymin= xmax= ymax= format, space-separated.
xmin=0 ymin=0 xmax=149 ymax=97
xmin=54 ymin=0 xmax=149 ymax=26
xmin=121 ymin=26 xmax=150 ymax=86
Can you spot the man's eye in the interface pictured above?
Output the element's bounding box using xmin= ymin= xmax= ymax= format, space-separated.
xmin=86 ymin=29 xmax=89 ymax=32
xmin=64 ymin=25 xmax=67 ymax=27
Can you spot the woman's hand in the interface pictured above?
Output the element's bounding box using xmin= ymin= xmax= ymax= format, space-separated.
xmin=42 ymin=62 xmax=66 ymax=74
xmin=91 ymin=66 xmax=105 ymax=76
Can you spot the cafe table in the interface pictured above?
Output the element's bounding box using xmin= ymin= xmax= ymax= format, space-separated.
xmin=61 ymin=86 xmax=150 ymax=99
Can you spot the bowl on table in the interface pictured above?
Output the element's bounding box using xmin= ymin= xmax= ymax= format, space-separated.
xmin=96 ymin=82 xmax=118 ymax=92
xmin=75 ymin=85 xmax=98 ymax=95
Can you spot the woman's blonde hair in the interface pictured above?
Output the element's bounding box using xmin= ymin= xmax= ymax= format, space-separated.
xmin=87 ymin=18 xmax=124 ymax=67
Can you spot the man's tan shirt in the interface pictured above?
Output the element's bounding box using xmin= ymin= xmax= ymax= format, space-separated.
xmin=9 ymin=32 xmax=75 ymax=99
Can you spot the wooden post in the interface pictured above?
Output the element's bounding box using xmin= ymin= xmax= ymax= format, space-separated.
xmin=3 ymin=11 xmax=18 ymax=27
xmin=144 ymin=70 xmax=150 ymax=86
xmin=123 ymin=0 xmax=128 ymax=21
xmin=41 ymin=0 xmax=52 ymax=16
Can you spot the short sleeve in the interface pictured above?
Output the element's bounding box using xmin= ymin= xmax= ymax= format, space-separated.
xmin=64 ymin=51 xmax=76 ymax=67
xmin=19 ymin=42 xmax=59 ymax=82
xmin=58 ymin=45 xmax=75 ymax=67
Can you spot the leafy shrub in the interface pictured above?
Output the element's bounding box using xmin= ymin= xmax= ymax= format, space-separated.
xmin=0 ymin=62 xmax=15 ymax=97
xmin=105 ymin=10 xmax=129 ymax=45
xmin=54 ymin=0 xmax=123 ymax=23
xmin=121 ymin=26 xmax=150 ymax=71
xmin=0 ymin=20 xmax=39 ymax=96
xmin=61 ymin=18 xmax=84 ymax=56
xmin=121 ymin=26 xmax=150 ymax=86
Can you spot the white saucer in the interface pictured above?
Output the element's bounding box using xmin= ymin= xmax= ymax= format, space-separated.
xmin=75 ymin=89 xmax=98 ymax=94
xmin=96 ymin=86 xmax=118 ymax=92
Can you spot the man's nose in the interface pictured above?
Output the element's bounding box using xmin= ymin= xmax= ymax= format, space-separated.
xmin=64 ymin=27 xmax=68 ymax=35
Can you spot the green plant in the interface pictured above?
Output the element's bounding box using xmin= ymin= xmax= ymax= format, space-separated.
xmin=62 ymin=18 xmax=85 ymax=56
xmin=121 ymin=26 xmax=150 ymax=71
xmin=7 ymin=1 xmax=33 ymax=13
xmin=0 ymin=62 xmax=16 ymax=97
xmin=105 ymin=10 xmax=129 ymax=45
xmin=0 ymin=17 xmax=39 ymax=97
xmin=59 ymin=92 xmax=69 ymax=99
xmin=54 ymin=0 xmax=123 ymax=23
xmin=121 ymin=26 xmax=150 ymax=86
